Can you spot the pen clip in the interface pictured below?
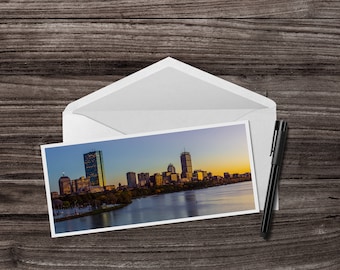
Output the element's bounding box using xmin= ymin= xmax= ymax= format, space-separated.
xmin=270 ymin=121 xmax=279 ymax=156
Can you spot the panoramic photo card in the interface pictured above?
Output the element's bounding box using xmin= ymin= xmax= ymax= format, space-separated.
xmin=41 ymin=121 xmax=259 ymax=237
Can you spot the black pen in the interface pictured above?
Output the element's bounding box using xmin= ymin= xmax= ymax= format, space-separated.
xmin=261 ymin=120 xmax=288 ymax=239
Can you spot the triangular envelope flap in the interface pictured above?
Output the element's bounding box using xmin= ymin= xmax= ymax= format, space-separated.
xmin=67 ymin=57 xmax=275 ymax=112
xmin=67 ymin=57 xmax=276 ymax=134
xmin=74 ymin=66 xmax=269 ymax=113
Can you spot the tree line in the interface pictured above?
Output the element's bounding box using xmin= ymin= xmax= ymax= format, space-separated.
xmin=54 ymin=176 xmax=251 ymax=209
xmin=53 ymin=189 xmax=132 ymax=209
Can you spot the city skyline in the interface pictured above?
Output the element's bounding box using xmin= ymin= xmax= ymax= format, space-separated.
xmin=44 ymin=123 xmax=253 ymax=193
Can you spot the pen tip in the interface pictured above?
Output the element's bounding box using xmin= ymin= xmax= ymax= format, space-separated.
xmin=261 ymin=232 xmax=268 ymax=239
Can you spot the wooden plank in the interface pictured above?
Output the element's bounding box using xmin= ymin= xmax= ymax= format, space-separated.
xmin=1 ymin=0 xmax=340 ymax=19
xmin=0 ymin=181 xmax=47 ymax=214
xmin=0 ymin=240 xmax=16 ymax=268
xmin=0 ymin=210 xmax=339 ymax=269
xmin=1 ymin=19 xmax=340 ymax=76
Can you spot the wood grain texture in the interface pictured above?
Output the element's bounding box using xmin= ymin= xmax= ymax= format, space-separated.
xmin=1 ymin=19 xmax=340 ymax=76
xmin=1 ymin=0 xmax=340 ymax=19
xmin=0 ymin=1 xmax=340 ymax=269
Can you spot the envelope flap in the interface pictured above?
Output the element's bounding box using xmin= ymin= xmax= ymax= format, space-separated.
xmin=65 ymin=57 xmax=275 ymax=115
xmin=74 ymin=69 xmax=268 ymax=113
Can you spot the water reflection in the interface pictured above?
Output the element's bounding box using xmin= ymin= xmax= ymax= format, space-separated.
xmin=184 ymin=191 xmax=198 ymax=217
xmin=55 ymin=181 xmax=255 ymax=234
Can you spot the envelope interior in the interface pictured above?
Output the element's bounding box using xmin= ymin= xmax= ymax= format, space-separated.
xmin=74 ymin=67 xmax=267 ymax=134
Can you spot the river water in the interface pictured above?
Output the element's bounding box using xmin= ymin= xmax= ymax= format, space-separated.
xmin=55 ymin=181 xmax=255 ymax=234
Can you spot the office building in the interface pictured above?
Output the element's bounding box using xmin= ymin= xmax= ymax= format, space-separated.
xmin=71 ymin=180 xmax=76 ymax=193
xmin=127 ymin=172 xmax=137 ymax=188
xmin=167 ymin=163 xmax=176 ymax=173
xmin=180 ymin=151 xmax=193 ymax=180
xmin=162 ymin=171 xmax=171 ymax=184
xmin=138 ymin=172 xmax=150 ymax=187
xmin=73 ymin=176 xmax=91 ymax=193
xmin=89 ymin=186 xmax=104 ymax=193
xmin=154 ymin=173 xmax=163 ymax=186
xmin=170 ymin=173 xmax=179 ymax=182
xmin=59 ymin=175 xmax=71 ymax=195
xmin=193 ymin=170 xmax=204 ymax=181
xmin=83 ymin=151 xmax=106 ymax=187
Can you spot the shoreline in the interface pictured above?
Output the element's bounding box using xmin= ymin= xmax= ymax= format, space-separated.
xmin=55 ymin=181 xmax=254 ymax=232
xmin=54 ymin=203 xmax=129 ymax=222
xmin=132 ymin=178 xmax=252 ymax=199
xmin=54 ymin=179 xmax=251 ymax=223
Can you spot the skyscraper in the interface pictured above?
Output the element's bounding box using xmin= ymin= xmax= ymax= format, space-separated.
xmin=126 ymin=172 xmax=137 ymax=188
xmin=180 ymin=151 xmax=193 ymax=180
xmin=83 ymin=151 xmax=106 ymax=187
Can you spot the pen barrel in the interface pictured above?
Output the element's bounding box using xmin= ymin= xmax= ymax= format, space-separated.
xmin=272 ymin=121 xmax=288 ymax=165
xmin=261 ymin=120 xmax=287 ymax=238
xmin=261 ymin=164 xmax=280 ymax=237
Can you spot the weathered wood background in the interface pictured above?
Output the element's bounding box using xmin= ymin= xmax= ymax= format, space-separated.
xmin=1 ymin=1 xmax=339 ymax=269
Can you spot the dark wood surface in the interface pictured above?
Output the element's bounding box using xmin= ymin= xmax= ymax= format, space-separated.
xmin=1 ymin=1 xmax=339 ymax=269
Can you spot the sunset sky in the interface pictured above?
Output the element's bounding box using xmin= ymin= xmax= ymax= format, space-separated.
xmin=44 ymin=122 xmax=253 ymax=193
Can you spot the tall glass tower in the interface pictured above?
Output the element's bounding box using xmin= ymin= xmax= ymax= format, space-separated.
xmin=180 ymin=151 xmax=193 ymax=180
xmin=83 ymin=151 xmax=106 ymax=187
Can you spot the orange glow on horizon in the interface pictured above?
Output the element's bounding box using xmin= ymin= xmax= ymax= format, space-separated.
xmin=204 ymin=163 xmax=251 ymax=177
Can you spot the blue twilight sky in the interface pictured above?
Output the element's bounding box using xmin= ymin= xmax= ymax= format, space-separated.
xmin=44 ymin=123 xmax=252 ymax=193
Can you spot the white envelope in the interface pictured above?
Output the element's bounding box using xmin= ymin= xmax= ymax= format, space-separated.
xmin=63 ymin=57 xmax=277 ymax=210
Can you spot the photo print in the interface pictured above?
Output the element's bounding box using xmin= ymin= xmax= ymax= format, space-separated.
xmin=41 ymin=121 xmax=259 ymax=237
